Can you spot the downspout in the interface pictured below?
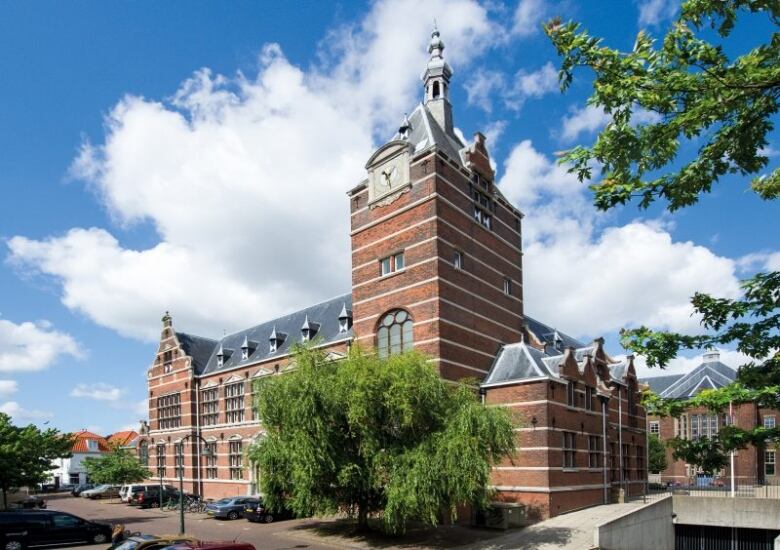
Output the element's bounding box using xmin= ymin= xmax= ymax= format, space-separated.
xmin=602 ymin=396 xmax=609 ymax=504
xmin=618 ymin=385 xmax=624 ymax=497
xmin=195 ymin=376 xmax=202 ymax=497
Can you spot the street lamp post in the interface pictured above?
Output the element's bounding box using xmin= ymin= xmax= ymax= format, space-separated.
xmin=177 ymin=433 xmax=213 ymax=536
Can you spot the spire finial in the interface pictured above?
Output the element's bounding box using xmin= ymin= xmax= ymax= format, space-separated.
xmin=428 ymin=21 xmax=444 ymax=58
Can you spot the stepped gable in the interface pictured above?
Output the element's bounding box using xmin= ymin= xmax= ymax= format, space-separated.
xmin=188 ymin=293 xmax=352 ymax=376
xmin=639 ymin=350 xmax=737 ymax=398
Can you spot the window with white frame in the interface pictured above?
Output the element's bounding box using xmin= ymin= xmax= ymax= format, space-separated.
xmin=201 ymin=387 xmax=219 ymax=426
xmin=766 ymin=450 xmax=776 ymax=476
xmin=225 ymin=382 xmax=245 ymax=424
xmin=503 ymin=278 xmax=512 ymax=295
xmin=376 ymin=309 xmax=413 ymax=358
xmin=229 ymin=440 xmax=243 ymax=480
xmin=453 ymin=250 xmax=463 ymax=269
xmin=563 ymin=432 xmax=576 ymax=469
xmin=764 ymin=416 xmax=776 ymax=429
xmin=205 ymin=442 xmax=218 ymax=479
xmin=380 ymin=252 xmax=405 ymax=276
xmin=174 ymin=442 xmax=184 ymax=478
xmin=156 ymin=443 xmax=166 ymax=478
xmin=157 ymin=393 xmax=181 ymax=430
xmin=588 ymin=435 xmax=601 ymax=468
xmin=649 ymin=421 xmax=660 ymax=435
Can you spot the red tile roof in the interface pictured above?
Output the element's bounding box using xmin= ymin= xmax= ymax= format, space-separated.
xmin=70 ymin=430 xmax=111 ymax=453
xmin=106 ymin=430 xmax=138 ymax=447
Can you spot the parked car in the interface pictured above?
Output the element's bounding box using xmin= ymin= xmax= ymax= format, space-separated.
xmin=0 ymin=510 xmax=112 ymax=550
xmin=128 ymin=486 xmax=178 ymax=509
xmin=111 ymin=534 xmax=198 ymax=550
xmin=163 ymin=541 xmax=255 ymax=550
xmin=119 ymin=485 xmax=162 ymax=503
xmin=242 ymin=499 xmax=293 ymax=524
xmin=71 ymin=484 xmax=95 ymax=497
xmin=204 ymin=497 xmax=259 ymax=520
xmin=9 ymin=496 xmax=46 ymax=510
xmin=81 ymin=485 xmax=120 ymax=499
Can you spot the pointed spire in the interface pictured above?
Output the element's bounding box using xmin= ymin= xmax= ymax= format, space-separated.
xmin=269 ymin=325 xmax=278 ymax=341
xmin=398 ymin=113 xmax=412 ymax=139
xmin=421 ymin=24 xmax=453 ymax=133
xmin=338 ymin=303 xmax=352 ymax=320
xmin=241 ymin=335 xmax=249 ymax=350
xmin=428 ymin=20 xmax=445 ymax=59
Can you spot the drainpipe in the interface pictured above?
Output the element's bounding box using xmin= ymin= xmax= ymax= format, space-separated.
xmin=195 ymin=378 xmax=202 ymax=497
xmin=618 ymin=385 xmax=624 ymax=498
xmin=601 ymin=396 xmax=608 ymax=504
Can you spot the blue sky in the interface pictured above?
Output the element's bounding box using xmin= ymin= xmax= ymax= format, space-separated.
xmin=0 ymin=0 xmax=777 ymax=434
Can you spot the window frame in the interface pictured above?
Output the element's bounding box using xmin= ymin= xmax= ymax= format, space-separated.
xmin=649 ymin=421 xmax=660 ymax=435
xmin=566 ymin=381 xmax=576 ymax=408
xmin=157 ymin=393 xmax=181 ymax=430
xmin=229 ymin=440 xmax=243 ymax=480
xmin=766 ymin=450 xmax=776 ymax=477
xmin=376 ymin=309 xmax=414 ymax=359
xmin=588 ymin=435 xmax=601 ymax=468
xmin=205 ymin=442 xmax=218 ymax=479
xmin=562 ymin=431 xmax=576 ymax=469
xmin=224 ymin=382 xmax=245 ymax=424
xmin=503 ymin=277 xmax=512 ymax=296
xmin=201 ymin=387 xmax=219 ymax=426
xmin=453 ymin=250 xmax=463 ymax=269
xmin=379 ymin=251 xmax=405 ymax=277
xmin=764 ymin=416 xmax=776 ymax=429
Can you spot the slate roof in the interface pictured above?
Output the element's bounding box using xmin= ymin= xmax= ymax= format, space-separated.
xmin=524 ymin=315 xmax=585 ymax=351
xmin=639 ymin=353 xmax=737 ymax=399
xmin=391 ymin=103 xmax=466 ymax=167
xmin=177 ymin=294 xmax=353 ymax=376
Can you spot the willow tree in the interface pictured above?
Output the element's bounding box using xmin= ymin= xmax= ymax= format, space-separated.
xmin=545 ymin=0 xmax=780 ymax=452
xmin=248 ymin=345 xmax=515 ymax=533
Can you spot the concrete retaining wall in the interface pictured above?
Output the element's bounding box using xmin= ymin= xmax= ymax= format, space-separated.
xmin=595 ymin=496 xmax=674 ymax=550
xmin=673 ymin=495 xmax=780 ymax=531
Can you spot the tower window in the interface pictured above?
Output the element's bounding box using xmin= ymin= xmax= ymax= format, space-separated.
xmin=376 ymin=309 xmax=413 ymax=359
xmin=432 ymin=81 xmax=440 ymax=98
xmin=453 ymin=251 xmax=463 ymax=270
xmin=380 ymin=252 xmax=405 ymax=276
xmin=503 ymin=278 xmax=512 ymax=295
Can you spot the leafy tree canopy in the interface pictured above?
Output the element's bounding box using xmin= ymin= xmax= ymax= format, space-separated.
xmin=248 ymin=345 xmax=516 ymax=533
xmin=648 ymin=434 xmax=668 ymax=474
xmin=545 ymin=0 xmax=779 ymax=458
xmin=82 ymin=446 xmax=151 ymax=486
xmin=0 ymin=413 xmax=74 ymax=509
xmin=668 ymin=436 xmax=729 ymax=476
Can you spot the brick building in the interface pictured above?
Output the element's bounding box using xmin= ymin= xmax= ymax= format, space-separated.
xmin=138 ymin=27 xmax=646 ymax=518
xmin=641 ymin=350 xmax=778 ymax=486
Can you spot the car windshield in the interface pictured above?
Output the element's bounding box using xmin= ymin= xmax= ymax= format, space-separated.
xmin=93 ymin=485 xmax=109 ymax=490
xmin=215 ymin=498 xmax=233 ymax=505
xmin=113 ymin=537 xmax=157 ymax=550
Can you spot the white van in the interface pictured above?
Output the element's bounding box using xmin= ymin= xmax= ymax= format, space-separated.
xmin=119 ymin=484 xmax=159 ymax=503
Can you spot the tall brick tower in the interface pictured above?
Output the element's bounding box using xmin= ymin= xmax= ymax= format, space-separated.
xmin=348 ymin=26 xmax=524 ymax=381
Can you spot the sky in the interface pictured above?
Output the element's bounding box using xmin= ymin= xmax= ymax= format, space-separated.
xmin=0 ymin=0 xmax=777 ymax=434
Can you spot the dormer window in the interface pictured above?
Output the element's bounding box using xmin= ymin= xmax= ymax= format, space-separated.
xmin=338 ymin=303 xmax=353 ymax=334
xmin=240 ymin=335 xmax=257 ymax=361
xmin=301 ymin=315 xmax=320 ymax=342
xmin=269 ymin=326 xmax=286 ymax=353
xmin=216 ymin=343 xmax=232 ymax=368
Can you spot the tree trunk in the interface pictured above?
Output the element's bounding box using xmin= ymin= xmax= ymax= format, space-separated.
xmin=357 ymin=498 xmax=368 ymax=531
xmin=2 ymin=486 xmax=6 ymax=510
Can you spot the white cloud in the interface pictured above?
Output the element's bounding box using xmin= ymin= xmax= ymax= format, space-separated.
xmin=512 ymin=0 xmax=547 ymax=37
xmin=514 ymin=62 xmax=558 ymax=99
xmin=738 ymin=251 xmax=780 ymax=272
xmin=638 ymin=0 xmax=678 ymax=27
xmin=560 ymin=104 xmax=663 ymax=143
xmin=498 ymin=140 xmax=742 ymax=337
xmin=0 ymin=318 xmax=83 ymax=372
xmin=465 ymin=62 xmax=558 ymax=113
xmin=70 ymin=383 xmax=123 ymax=401
xmin=7 ymin=0 xmax=495 ymax=342
xmin=631 ymin=348 xmax=754 ymax=378
xmin=464 ymin=69 xmax=504 ymax=112
xmin=0 ymin=401 xmax=53 ymax=422
xmin=0 ymin=380 xmax=18 ymax=396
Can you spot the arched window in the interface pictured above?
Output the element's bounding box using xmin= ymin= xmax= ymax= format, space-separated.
xmin=376 ymin=309 xmax=413 ymax=358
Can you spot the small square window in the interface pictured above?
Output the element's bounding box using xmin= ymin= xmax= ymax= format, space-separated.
xmin=380 ymin=257 xmax=392 ymax=276
xmin=453 ymin=251 xmax=462 ymax=269
xmin=764 ymin=416 xmax=776 ymax=429
xmin=393 ymin=252 xmax=405 ymax=271
xmin=503 ymin=278 xmax=512 ymax=295
xmin=650 ymin=421 xmax=660 ymax=435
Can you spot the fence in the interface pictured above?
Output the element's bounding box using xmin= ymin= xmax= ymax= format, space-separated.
xmin=648 ymin=477 xmax=780 ymax=499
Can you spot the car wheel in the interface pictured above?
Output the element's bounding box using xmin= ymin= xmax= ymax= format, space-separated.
xmin=5 ymin=541 xmax=23 ymax=550
xmin=264 ymin=514 xmax=274 ymax=524
xmin=227 ymin=511 xmax=239 ymax=520
xmin=92 ymin=534 xmax=108 ymax=544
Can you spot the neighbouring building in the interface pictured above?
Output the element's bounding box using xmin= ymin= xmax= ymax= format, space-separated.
xmin=49 ymin=430 xmax=111 ymax=486
xmin=137 ymin=28 xmax=646 ymax=519
xmin=641 ymin=350 xmax=778 ymax=485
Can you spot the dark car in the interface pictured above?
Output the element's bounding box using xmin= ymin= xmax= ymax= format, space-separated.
xmin=71 ymin=484 xmax=94 ymax=497
xmin=242 ymin=499 xmax=293 ymax=524
xmin=0 ymin=510 xmax=111 ymax=550
xmin=204 ymin=497 xmax=259 ymax=520
xmin=128 ymin=486 xmax=178 ymax=509
xmin=111 ymin=534 xmax=198 ymax=550
xmin=163 ymin=542 xmax=255 ymax=550
xmin=9 ymin=497 xmax=45 ymax=510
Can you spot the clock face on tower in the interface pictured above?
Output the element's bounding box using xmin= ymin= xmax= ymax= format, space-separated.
xmin=367 ymin=143 xmax=412 ymax=206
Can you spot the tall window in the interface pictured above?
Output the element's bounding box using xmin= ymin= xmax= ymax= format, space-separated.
xmin=622 ymin=444 xmax=631 ymax=480
xmin=453 ymin=250 xmax=463 ymax=269
xmin=563 ymin=432 xmax=576 ymax=469
xmin=691 ymin=414 xmax=700 ymax=438
xmin=766 ymin=451 xmax=776 ymax=476
xmin=205 ymin=442 xmax=218 ymax=479
xmin=174 ymin=442 xmax=184 ymax=478
xmin=156 ymin=443 xmax=166 ymax=478
xmin=503 ymin=278 xmax=512 ymax=295
xmin=764 ymin=416 xmax=776 ymax=429
xmin=157 ymin=393 xmax=181 ymax=429
xmin=589 ymin=435 xmax=601 ymax=468
xmin=229 ymin=440 xmax=243 ymax=480
xmin=201 ymin=387 xmax=219 ymax=426
xmin=139 ymin=440 xmax=149 ymax=466
xmin=610 ymin=442 xmax=618 ymax=481
xmin=163 ymin=350 xmax=173 ymax=373
xmin=225 ymin=382 xmax=245 ymax=424
xmin=380 ymin=252 xmax=405 ymax=276
xmin=566 ymin=382 xmax=576 ymax=407
xmin=376 ymin=310 xmax=413 ymax=358
xmin=585 ymin=386 xmax=594 ymax=411
xmin=636 ymin=446 xmax=645 ymax=478
xmin=649 ymin=421 xmax=660 ymax=435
